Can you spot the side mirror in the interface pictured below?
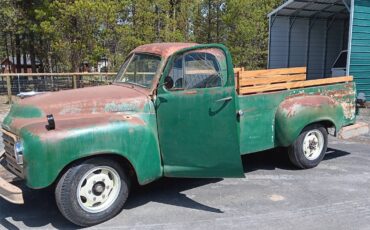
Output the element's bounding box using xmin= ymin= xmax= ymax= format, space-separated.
xmin=158 ymin=77 xmax=174 ymax=89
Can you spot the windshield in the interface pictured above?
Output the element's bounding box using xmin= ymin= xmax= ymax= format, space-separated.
xmin=115 ymin=53 xmax=162 ymax=88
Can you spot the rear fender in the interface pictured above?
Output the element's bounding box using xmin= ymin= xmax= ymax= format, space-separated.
xmin=275 ymin=95 xmax=344 ymax=147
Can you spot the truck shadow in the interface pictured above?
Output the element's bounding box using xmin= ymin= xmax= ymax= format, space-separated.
xmin=242 ymin=147 xmax=350 ymax=173
xmin=0 ymin=148 xmax=350 ymax=229
xmin=0 ymin=185 xmax=75 ymax=229
xmin=0 ymin=178 xmax=223 ymax=229
xmin=124 ymin=178 xmax=223 ymax=212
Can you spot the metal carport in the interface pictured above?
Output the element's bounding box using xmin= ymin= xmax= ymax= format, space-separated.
xmin=268 ymin=0 xmax=370 ymax=99
xmin=268 ymin=0 xmax=350 ymax=79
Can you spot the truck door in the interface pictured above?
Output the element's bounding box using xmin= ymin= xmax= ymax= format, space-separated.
xmin=156 ymin=46 xmax=244 ymax=178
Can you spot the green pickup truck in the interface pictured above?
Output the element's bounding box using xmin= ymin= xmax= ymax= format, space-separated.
xmin=0 ymin=43 xmax=368 ymax=226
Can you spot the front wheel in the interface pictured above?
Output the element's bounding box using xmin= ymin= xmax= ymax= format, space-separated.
xmin=55 ymin=158 xmax=130 ymax=227
xmin=288 ymin=124 xmax=328 ymax=169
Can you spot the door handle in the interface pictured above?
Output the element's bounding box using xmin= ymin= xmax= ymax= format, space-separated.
xmin=215 ymin=96 xmax=233 ymax=103
xmin=184 ymin=90 xmax=197 ymax=95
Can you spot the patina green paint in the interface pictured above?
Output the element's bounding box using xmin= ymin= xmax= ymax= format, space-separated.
xmin=155 ymin=44 xmax=244 ymax=178
xmin=275 ymin=97 xmax=343 ymax=147
xmin=2 ymin=104 xmax=44 ymax=131
xmin=238 ymin=82 xmax=356 ymax=154
xmin=7 ymin=101 xmax=162 ymax=188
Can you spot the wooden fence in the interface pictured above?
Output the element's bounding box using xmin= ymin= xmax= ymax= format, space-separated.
xmin=0 ymin=72 xmax=117 ymax=103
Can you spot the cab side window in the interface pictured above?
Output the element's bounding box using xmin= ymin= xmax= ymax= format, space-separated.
xmin=165 ymin=48 xmax=227 ymax=90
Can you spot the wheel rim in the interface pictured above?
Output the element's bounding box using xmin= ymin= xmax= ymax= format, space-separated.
xmin=77 ymin=166 xmax=121 ymax=213
xmin=302 ymin=129 xmax=324 ymax=161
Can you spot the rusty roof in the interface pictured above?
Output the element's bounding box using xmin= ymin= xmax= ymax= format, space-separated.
xmin=131 ymin=43 xmax=198 ymax=58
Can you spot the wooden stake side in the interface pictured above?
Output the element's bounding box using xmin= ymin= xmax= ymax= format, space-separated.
xmin=235 ymin=71 xmax=240 ymax=94
xmin=239 ymin=74 xmax=306 ymax=87
xmin=239 ymin=76 xmax=353 ymax=95
xmin=237 ymin=67 xmax=306 ymax=79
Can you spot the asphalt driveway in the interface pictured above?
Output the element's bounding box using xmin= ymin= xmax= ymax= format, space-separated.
xmin=1 ymin=137 xmax=370 ymax=230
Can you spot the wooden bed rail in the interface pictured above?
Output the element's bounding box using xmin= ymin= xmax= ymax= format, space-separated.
xmin=234 ymin=67 xmax=353 ymax=95
xmin=235 ymin=67 xmax=306 ymax=79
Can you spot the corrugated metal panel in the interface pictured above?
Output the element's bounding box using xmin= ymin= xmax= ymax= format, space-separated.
xmin=269 ymin=0 xmax=348 ymax=18
xmin=269 ymin=17 xmax=290 ymax=68
xmin=349 ymin=0 xmax=370 ymax=99
xmin=308 ymin=19 xmax=327 ymax=79
xmin=289 ymin=19 xmax=309 ymax=67
xmin=269 ymin=17 xmax=310 ymax=69
xmin=269 ymin=16 xmax=348 ymax=79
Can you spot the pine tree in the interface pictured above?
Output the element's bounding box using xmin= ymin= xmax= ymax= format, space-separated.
xmin=0 ymin=0 xmax=282 ymax=72
xmin=223 ymin=0 xmax=281 ymax=69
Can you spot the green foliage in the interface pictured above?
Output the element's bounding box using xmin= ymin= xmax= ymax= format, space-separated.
xmin=223 ymin=0 xmax=281 ymax=69
xmin=0 ymin=0 xmax=281 ymax=72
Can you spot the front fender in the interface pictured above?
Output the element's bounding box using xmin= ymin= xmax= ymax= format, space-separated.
xmin=275 ymin=95 xmax=344 ymax=147
xmin=20 ymin=113 xmax=162 ymax=189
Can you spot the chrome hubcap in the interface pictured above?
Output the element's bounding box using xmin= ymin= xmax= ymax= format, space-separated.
xmin=303 ymin=129 xmax=324 ymax=160
xmin=77 ymin=166 xmax=121 ymax=213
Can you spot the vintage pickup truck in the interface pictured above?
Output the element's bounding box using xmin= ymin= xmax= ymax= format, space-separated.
xmin=0 ymin=43 xmax=368 ymax=226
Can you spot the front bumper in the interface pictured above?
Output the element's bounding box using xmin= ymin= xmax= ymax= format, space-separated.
xmin=0 ymin=151 xmax=24 ymax=204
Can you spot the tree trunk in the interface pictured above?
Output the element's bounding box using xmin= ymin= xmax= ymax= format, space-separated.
xmin=22 ymin=49 xmax=27 ymax=73
xmin=216 ymin=1 xmax=220 ymax=43
xmin=29 ymin=32 xmax=37 ymax=73
xmin=207 ymin=0 xmax=212 ymax=43
xmin=4 ymin=33 xmax=11 ymax=73
xmin=155 ymin=5 xmax=160 ymax=40
xmin=15 ymin=34 xmax=22 ymax=73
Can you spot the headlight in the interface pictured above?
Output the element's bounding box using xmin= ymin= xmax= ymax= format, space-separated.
xmin=14 ymin=141 xmax=24 ymax=165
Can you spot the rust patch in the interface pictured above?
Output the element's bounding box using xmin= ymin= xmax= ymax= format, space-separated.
xmin=325 ymin=89 xmax=354 ymax=100
xmin=131 ymin=43 xmax=198 ymax=58
xmin=341 ymin=102 xmax=356 ymax=120
xmin=10 ymin=85 xmax=152 ymax=136
xmin=281 ymin=95 xmax=337 ymax=110
xmin=18 ymin=85 xmax=149 ymax=115
xmin=21 ymin=113 xmax=146 ymax=141
xmin=283 ymin=85 xmax=356 ymax=120
xmin=281 ymin=95 xmax=337 ymax=118
xmin=14 ymin=85 xmax=149 ymax=120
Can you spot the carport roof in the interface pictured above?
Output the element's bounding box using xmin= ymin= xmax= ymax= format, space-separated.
xmin=268 ymin=0 xmax=350 ymax=19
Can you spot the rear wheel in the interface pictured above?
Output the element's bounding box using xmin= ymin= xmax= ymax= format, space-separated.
xmin=55 ymin=158 xmax=130 ymax=227
xmin=288 ymin=124 xmax=328 ymax=169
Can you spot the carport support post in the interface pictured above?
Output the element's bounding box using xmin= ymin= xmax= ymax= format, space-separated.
xmin=6 ymin=75 xmax=12 ymax=104
xmin=268 ymin=13 xmax=280 ymax=69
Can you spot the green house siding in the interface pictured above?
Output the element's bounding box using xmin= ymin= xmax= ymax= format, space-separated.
xmin=349 ymin=0 xmax=370 ymax=99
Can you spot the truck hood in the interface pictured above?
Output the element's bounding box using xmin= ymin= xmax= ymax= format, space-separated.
xmin=2 ymin=85 xmax=152 ymax=134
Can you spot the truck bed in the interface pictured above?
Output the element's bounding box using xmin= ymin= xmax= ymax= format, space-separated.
xmin=235 ymin=67 xmax=356 ymax=155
